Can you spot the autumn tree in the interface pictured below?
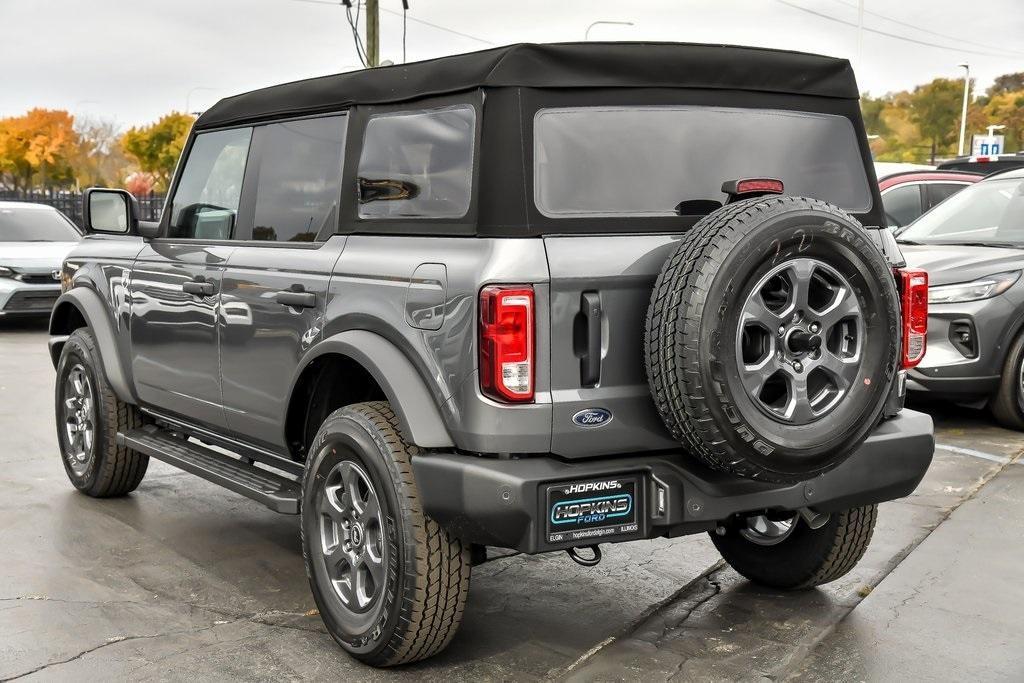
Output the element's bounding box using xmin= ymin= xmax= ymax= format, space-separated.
xmin=909 ymin=78 xmax=964 ymax=163
xmin=988 ymin=72 xmax=1024 ymax=97
xmin=71 ymin=117 xmax=130 ymax=188
xmin=984 ymin=91 xmax=1024 ymax=153
xmin=0 ymin=109 xmax=80 ymax=190
xmin=120 ymin=112 xmax=194 ymax=190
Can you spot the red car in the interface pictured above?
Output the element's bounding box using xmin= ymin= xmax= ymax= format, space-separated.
xmin=878 ymin=168 xmax=982 ymax=229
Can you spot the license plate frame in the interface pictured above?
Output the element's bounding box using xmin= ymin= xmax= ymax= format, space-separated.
xmin=544 ymin=475 xmax=642 ymax=546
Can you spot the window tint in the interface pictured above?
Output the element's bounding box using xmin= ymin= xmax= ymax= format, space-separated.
xmin=251 ymin=116 xmax=347 ymax=242
xmin=882 ymin=184 xmax=923 ymax=228
xmin=534 ymin=107 xmax=872 ymax=217
xmin=357 ymin=105 xmax=475 ymax=219
xmin=926 ymin=182 xmax=968 ymax=209
xmin=169 ymin=127 xmax=252 ymax=239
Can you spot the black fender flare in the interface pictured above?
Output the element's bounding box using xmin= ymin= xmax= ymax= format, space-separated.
xmin=293 ymin=330 xmax=454 ymax=448
xmin=49 ymin=288 xmax=136 ymax=404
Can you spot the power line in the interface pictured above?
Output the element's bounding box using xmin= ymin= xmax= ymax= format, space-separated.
xmin=379 ymin=6 xmax=494 ymax=46
xmin=826 ymin=0 xmax=1024 ymax=58
xmin=775 ymin=0 xmax=1024 ymax=60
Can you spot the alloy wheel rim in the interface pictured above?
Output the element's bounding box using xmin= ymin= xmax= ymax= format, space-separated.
xmin=736 ymin=257 xmax=864 ymax=425
xmin=318 ymin=460 xmax=387 ymax=614
xmin=739 ymin=513 xmax=799 ymax=546
xmin=63 ymin=364 xmax=95 ymax=476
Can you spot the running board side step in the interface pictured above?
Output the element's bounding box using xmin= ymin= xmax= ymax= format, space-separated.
xmin=117 ymin=425 xmax=301 ymax=514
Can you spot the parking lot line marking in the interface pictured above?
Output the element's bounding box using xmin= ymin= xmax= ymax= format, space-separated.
xmin=935 ymin=443 xmax=1011 ymax=464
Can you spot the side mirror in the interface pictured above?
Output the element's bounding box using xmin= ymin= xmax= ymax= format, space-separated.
xmin=83 ymin=188 xmax=138 ymax=234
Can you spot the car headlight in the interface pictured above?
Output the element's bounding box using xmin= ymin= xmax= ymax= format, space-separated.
xmin=0 ymin=266 xmax=13 ymax=278
xmin=928 ymin=270 xmax=1021 ymax=304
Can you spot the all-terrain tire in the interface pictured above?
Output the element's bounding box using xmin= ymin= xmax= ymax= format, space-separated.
xmin=711 ymin=505 xmax=878 ymax=589
xmin=301 ymin=401 xmax=471 ymax=667
xmin=55 ymin=328 xmax=148 ymax=497
xmin=645 ymin=196 xmax=901 ymax=483
xmin=989 ymin=330 xmax=1024 ymax=430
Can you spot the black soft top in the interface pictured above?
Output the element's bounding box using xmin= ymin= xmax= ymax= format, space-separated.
xmin=194 ymin=42 xmax=859 ymax=130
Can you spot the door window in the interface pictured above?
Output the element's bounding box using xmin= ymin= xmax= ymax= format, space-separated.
xmin=251 ymin=116 xmax=348 ymax=242
xmin=357 ymin=105 xmax=476 ymax=219
xmin=169 ymin=127 xmax=252 ymax=239
xmin=926 ymin=182 xmax=968 ymax=209
xmin=882 ymin=184 xmax=923 ymax=229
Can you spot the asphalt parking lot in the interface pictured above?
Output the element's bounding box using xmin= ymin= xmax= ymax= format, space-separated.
xmin=1 ymin=317 xmax=1021 ymax=681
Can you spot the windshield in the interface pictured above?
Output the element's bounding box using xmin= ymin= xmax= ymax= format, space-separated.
xmin=898 ymin=177 xmax=1024 ymax=246
xmin=0 ymin=206 xmax=81 ymax=242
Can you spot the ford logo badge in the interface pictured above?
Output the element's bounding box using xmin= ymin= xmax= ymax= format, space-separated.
xmin=572 ymin=408 xmax=613 ymax=428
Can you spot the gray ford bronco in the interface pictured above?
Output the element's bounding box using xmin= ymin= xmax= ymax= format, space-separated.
xmin=50 ymin=43 xmax=934 ymax=666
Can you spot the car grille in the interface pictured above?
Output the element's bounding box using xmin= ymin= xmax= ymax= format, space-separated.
xmin=3 ymin=290 xmax=59 ymax=312
xmin=15 ymin=273 xmax=58 ymax=285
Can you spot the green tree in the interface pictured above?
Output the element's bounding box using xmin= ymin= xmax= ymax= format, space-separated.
xmin=909 ymin=78 xmax=964 ymax=163
xmin=120 ymin=112 xmax=194 ymax=190
xmin=988 ymin=72 xmax=1024 ymax=97
xmin=860 ymin=93 xmax=890 ymax=137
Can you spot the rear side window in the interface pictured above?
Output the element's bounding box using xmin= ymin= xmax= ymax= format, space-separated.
xmin=534 ymin=106 xmax=872 ymax=217
xmin=169 ymin=127 xmax=252 ymax=239
xmin=251 ymin=116 xmax=347 ymax=242
xmin=357 ymin=105 xmax=475 ymax=219
xmin=882 ymin=184 xmax=923 ymax=229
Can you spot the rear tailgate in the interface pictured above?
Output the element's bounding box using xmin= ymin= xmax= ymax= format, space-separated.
xmin=544 ymin=234 xmax=684 ymax=459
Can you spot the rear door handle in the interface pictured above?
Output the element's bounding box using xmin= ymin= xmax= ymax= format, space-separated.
xmin=182 ymin=277 xmax=215 ymax=297
xmin=276 ymin=287 xmax=317 ymax=309
xmin=579 ymin=291 xmax=602 ymax=387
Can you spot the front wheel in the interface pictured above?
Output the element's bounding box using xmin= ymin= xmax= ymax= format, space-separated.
xmin=301 ymin=401 xmax=471 ymax=667
xmin=55 ymin=328 xmax=148 ymax=497
xmin=989 ymin=331 xmax=1024 ymax=430
xmin=710 ymin=505 xmax=877 ymax=589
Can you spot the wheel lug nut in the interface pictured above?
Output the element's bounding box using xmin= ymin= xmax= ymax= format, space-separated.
xmin=809 ymin=323 xmax=820 ymax=333
xmin=793 ymin=362 xmax=803 ymax=373
xmin=778 ymin=325 xmax=785 ymax=336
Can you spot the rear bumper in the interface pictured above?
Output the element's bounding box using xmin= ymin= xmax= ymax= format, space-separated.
xmin=413 ymin=410 xmax=934 ymax=554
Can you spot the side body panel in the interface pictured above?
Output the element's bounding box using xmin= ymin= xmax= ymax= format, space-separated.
xmin=53 ymin=235 xmax=148 ymax=400
xmin=128 ymin=241 xmax=233 ymax=428
xmin=220 ymin=237 xmax=346 ymax=449
xmin=324 ymin=235 xmax=552 ymax=453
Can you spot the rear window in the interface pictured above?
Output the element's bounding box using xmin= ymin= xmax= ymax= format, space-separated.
xmin=534 ymin=106 xmax=872 ymax=218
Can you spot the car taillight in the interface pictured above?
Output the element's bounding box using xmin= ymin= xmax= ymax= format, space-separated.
xmin=899 ymin=268 xmax=928 ymax=368
xmin=479 ymin=285 xmax=535 ymax=403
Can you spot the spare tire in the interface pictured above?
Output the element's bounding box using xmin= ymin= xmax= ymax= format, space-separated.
xmin=645 ymin=196 xmax=900 ymax=483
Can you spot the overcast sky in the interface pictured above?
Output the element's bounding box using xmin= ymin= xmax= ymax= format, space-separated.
xmin=2 ymin=0 xmax=1022 ymax=128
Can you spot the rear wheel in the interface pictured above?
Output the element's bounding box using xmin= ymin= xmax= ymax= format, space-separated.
xmin=711 ymin=505 xmax=877 ymax=589
xmin=989 ymin=331 xmax=1024 ymax=430
xmin=645 ymin=196 xmax=900 ymax=483
xmin=55 ymin=328 xmax=148 ymax=497
xmin=301 ymin=401 xmax=471 ymax=666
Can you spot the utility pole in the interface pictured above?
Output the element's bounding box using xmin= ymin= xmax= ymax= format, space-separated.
xmin=957 ymin=63 xmax=970 ymax=157
xmin=366 ymin=0 xmax=379 ymax=67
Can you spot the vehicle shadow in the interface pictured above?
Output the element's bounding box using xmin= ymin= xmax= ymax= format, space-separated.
xmin=0 ymin=316 xmax=50 ymax=334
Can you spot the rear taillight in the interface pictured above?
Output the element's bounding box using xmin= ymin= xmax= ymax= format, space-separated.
xmin=479 ymin=285 xmax=535 ymax=403
xmin=899 ymin=269 xmax=928 ymax=369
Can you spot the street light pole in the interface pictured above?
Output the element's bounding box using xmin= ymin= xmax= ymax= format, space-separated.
xmin=584 ymin=20 xmax=634 ymax=41
xmin=957 ymin=63 xmax=970 ymax=157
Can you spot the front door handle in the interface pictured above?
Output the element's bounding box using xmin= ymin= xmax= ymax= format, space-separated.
xmin=182 ymin=277 xmax=215 ymax=297
xmin=276 ymin=287 xmax=316 ymax=309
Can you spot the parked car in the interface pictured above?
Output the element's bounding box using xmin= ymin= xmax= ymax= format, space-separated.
xmin=938 ymin=152 xmax=1024 ymax=175
xmin=878 ymin=169 xmax=982 ymax=230
xmin=48 ymin=42 xmax=934 ymax=667
xmin=897 ymin=167 xmax=1024 ymax=428
xmin=0 ymin=201 xmax=81 ymax=317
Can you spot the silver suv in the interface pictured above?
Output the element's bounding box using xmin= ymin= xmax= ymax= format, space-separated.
xmin=48 ymin=43 xmax=934 ymax=666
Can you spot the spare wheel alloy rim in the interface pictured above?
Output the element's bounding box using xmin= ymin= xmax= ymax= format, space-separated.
xmin=736 ymin=257 xmax=864 ymax=426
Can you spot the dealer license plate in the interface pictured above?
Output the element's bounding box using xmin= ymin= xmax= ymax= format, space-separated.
xmin=545 ymin=476 xmax=641 ymax=545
